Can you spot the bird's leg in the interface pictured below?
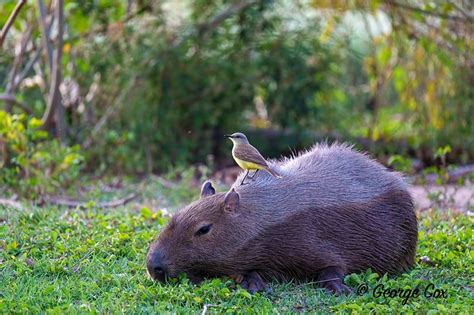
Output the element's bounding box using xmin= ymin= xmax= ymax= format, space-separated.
xmin=240 ymin=170 xmax=249 ymax=186
xmin=248 ymin=169 xmax=259 ymax=180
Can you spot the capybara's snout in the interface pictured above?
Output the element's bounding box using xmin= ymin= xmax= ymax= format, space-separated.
xmin=146 ymin=247 xmax=168 ymax=282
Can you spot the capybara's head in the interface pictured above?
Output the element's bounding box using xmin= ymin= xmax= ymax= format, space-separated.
xmin=146 ymin=181 xmax=248 ymax=283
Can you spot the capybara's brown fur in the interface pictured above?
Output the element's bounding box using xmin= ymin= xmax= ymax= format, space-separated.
xmin=147 ymin=143 xmax=418 ymax=293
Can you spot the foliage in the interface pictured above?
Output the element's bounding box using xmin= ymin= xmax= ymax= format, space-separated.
xmin=0 ymin=0 xmax=472 ymax=175
xmin=388 ymin=154 xmax=413 ymax=174
xmin=0 ymin=111 xmax=83 ymax=197
xmin=0 ymin=199 xmax=472 ymax=313
xmin=73 ymin=1 xmax=341 ymax=173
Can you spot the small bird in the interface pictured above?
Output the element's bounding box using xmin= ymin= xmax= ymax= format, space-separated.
xmin=225 ymin=132 xmax=282 ymax=185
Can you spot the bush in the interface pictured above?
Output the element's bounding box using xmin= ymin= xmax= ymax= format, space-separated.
xmin=75 ymin=2 xmax=341 ymax=173
xmin=1 ymin=1 xmax=472 ymax=175
xmin=0 ymin=111 xmax=83 ymax=197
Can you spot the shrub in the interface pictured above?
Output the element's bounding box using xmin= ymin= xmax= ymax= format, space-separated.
xmin=76 ymin=2 xmax=341 ymax=173
xmin=0 ymin=111 xmax=83 ymax=197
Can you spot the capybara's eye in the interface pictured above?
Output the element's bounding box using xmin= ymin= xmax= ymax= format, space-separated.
xmin=195 ymin=224 xmax=213 ymax=236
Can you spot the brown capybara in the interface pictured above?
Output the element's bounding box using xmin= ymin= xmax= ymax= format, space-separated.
xmin=146 ymin=143 xmax=417 ymax=294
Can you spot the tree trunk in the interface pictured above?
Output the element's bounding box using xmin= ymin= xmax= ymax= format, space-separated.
xmin=40 ymin=0 xmax=66 ymax=143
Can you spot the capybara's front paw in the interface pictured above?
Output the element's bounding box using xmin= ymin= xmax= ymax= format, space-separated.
xmin=238 ymin=271 xmax=266 ymax=294
xmin=229 ymin=274 xmax=244 ymax=283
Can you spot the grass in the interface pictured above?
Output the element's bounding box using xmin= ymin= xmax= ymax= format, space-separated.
xmin=1 ymin=182 xmax=473 ymax=314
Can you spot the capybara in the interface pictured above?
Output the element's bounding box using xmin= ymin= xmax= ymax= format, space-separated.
xmin=146 ymin=143 xmax=417 ymax=294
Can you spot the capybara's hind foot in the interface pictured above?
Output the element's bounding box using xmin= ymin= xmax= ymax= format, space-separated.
xmin=318 ymin=266 xmax=352 ymax=295
xmin=322 ymin=280 xmax=352 ymax=295
xmin=238 ymin=271 xmax=266 ymax=294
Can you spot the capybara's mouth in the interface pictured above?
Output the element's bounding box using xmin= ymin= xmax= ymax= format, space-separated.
xmin=185 ymin=274 xmax=205 ymax=284
xmin=147 ymin=269 xmax=177 ymax=283
xmin=147 ymin=269 xmax=204 ymax=285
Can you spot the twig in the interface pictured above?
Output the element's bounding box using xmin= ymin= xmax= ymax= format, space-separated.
xmin=0 ymin=93 xmax=32 ymax=114
xmin=126 ymin=0 xmax=133 ymax=16
xmin=66 ymin=5 xmax=151 ymax=43
xmin=447 ymin=1 xmax=474 ymax=21
xmin=15 ymin=45 xmax=42 ymax=87
xmin=41 ymin=0 xmax=64 ymax=138
xmin=36 ymin=0 xmax=54 ymax=70
xmin=0 ymin=198 xmax=24 ymax=210
xmin=0 ymin=0 xmax=27 ymax=48
xmin=388 ymin=0 xmax=468 ymax=22
xmin=82 ymin=77 xmax=137 ymax=149
xmin=425 ymin=164 xmax=474 ymax=185
xmin=4 ymin=26 xmax=32 ymax=112
xmin=151 ymin=175 xmax=177 ymax=189
xmin=44 ymin=193 xmax=138 ymax=208
xmin=201 ymin=304 xmax=217 ymax=315
xmin=53 ymin=0 xmax=65 ymax=143
xmin=295 ymin=277 xmax=341 ymax=288
xmin=198 ymin=0 xmax=257 ymax=36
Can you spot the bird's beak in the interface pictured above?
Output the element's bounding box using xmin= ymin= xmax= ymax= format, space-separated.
xmin=224 ymin=134 xmax=232 ymax=138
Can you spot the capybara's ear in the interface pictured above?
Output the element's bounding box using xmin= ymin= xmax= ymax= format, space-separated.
xmin=200 ymin=180 xmax=216 ymax=198
xmin=224 ymin=188 xmax=239 ymax=212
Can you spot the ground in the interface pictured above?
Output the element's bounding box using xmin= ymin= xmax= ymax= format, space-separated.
xmin=0 ymin=179 xmax=473 ymax=313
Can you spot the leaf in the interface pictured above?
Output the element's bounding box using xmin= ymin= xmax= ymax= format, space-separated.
xmin=7 ymin=240 xmax=18 ymax=251
xmin=238 ymin=289 xmax=252 ymax=299
xmin=392 ymin=66 xmax=408 ymax=92
xmin=31 ymin=130 xmax=49 ymax=141
xmin=140 ymin=207 xmax=152 ymax=219
xmin=376 ymin=45 xmax=391 ymax=66
xmin=28 ymin=117 xmax=43 ymax=129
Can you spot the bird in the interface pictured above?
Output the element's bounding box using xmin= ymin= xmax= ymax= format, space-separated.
xmin=225 ymin=132 xmax=282 ymax=185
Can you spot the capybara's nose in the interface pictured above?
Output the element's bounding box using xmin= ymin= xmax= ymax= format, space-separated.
xmin=153 ymin=265 xmax=165 ymax=276
xmin=147 ymin=250 xmax=168 ymax=282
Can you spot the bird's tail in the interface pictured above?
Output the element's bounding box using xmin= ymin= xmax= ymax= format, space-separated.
xmin=265 ymin=166 xmax=282 ymax=178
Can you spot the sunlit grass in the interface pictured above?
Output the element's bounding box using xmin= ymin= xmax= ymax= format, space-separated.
xmin=1 ymin=201 xmax=472 ymax=313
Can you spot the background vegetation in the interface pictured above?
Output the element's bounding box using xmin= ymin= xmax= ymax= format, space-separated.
xmin=1 ymin=0 xmax=472 ymax=184
xmin=0 ymin=0 xmax=473 ymax=313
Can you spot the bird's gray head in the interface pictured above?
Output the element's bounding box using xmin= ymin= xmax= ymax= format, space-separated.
xmin=225 ymin=132 xmax=249 ymax=145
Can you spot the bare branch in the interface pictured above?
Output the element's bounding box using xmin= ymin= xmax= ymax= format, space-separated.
xmin=197 ymin=0 xmax=258 ymax=36
xmin=126 ymin=0 xmax=133 ymax=16
xmin=0 ymin=0 xmax=27 ymax=49
xmin=388 ymin=0 xmax=470 ymax=22
xmin=151 ymin=175 xmax=177 ymax=189
xmin=36 ymin=0 xmax=54 ymax=70
xmin=82 ymin=77 xmax=137 ymax=149
xmin=15 ymin=45 xmax=42 ymax=87
xmin=41 ymin=0 xmax=65 ymax=141
xmin=54 ymin=0 xmax=66 ymax=143
xmin=0 ymin=198 xmax=24 ymax=210
xmin=0 ymin=93 xmax=32 ymax=114
xmin=4 ymin=26 xmax=32 ymax=112
xmin=201 ymin=304 xmax=217 ymax=315
xmin=425 ymin=164 xmax=474 ymax=184
xmin=447 ymin=1 xmax=474 ymax=21
xmin=43 ymin=193 xmax=138 ymax=208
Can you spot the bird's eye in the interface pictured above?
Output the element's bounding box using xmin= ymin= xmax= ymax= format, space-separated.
xmin=195 ymin=224 xmax=212 ymax=236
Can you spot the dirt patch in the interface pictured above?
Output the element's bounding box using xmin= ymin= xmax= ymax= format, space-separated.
xmin=409 ymin=185 xmax=474 ymax=212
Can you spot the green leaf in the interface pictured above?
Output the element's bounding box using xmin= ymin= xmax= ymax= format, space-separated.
xmin=140 ymin=207 xmax=152 ymax=219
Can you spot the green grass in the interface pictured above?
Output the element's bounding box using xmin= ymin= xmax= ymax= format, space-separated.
xmin=1 ymin=197 xmax=473 ymax=313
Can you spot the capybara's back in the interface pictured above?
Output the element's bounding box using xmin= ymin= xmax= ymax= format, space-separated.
xmin=147 ymin=143 xmax=418 ymax=294
xmin=231 ymin=143 xmax=418 ymax=275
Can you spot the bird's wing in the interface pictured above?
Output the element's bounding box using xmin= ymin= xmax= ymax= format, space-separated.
xmin=234 ymin=144 xmax=269 ymax=167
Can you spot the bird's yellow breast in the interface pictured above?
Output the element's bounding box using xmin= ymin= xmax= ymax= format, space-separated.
xmin=233 ymin=157 xmax=263 ymax=170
